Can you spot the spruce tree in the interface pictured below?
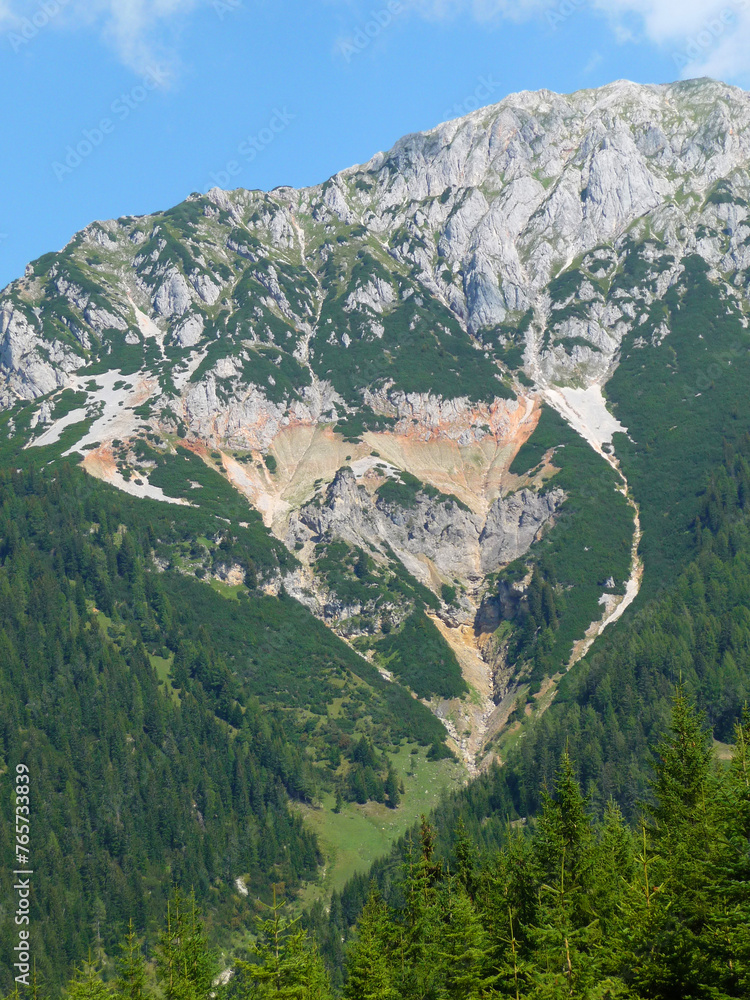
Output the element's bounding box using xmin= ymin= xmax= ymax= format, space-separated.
xmin=384 ymin=766 xmax=401 ymax=810
xmin=344 ymin=887 xmax=397 ymax=1000
xmin=626 ymin=690 xmax=726 ymax=997
xmin=715 ymin=707 xmax=750 ymax=994
xmin=479 ymin=832 xmax=536 ymax=1000
xmin=115 ymin=920 xmax=148 ymax=1000
xmin=436 ymin=882 xmax=496 ymax=1000
xmin=156 ymin=890 xmax=217 ymax=1000
xmin=451 ymin=818 xmax=479 ymax=899
xmin=399 ymin=819 xmax=444 ymax=1000
xmin=530 ymin=749 xmax=600 ymax=995
xmin=590 ymin=800 xmax=635 ymax=939
xmin=65 ymin=955 xmax=112 ymax=1000
xmin=235 ymin=887 xmax=332 ymax=1000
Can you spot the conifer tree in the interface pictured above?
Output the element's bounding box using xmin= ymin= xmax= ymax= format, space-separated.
xmin=479 ymin=832 xmax=536 ymax=1000
xmin=157 ymin=890 xmax=217 ymax=1000
xmin=115 ymin=920 xmax=148 ymax=1000
xmin=451 ymin=818 xmax=479 ymax=899
xmin=590 ymin=799 xmax=634 ymax=937
xmin=436 ymin=882 xmax=496 ymax=1000
xmin=625 ymin=690 xmax=730 ymax=997
xmin=65 ymin=955 xmax=112 ymax=1000
xmin=715 ymin=707 xmax=750 ymax=993
xmin=344 ymin=887 xmax=398 ymax=1000
xmin=610 ymin=819 xmax=661 ymax=996
xmin=530 ymin=749 xmax=600 ymax=995
xmin=384 ymin=766 xmax=401 ymax=810
xmin=399 ymin=819 xmax=444 ymax=1000
xmin=235 ymin=887 xmax=332 ymax=1000
xmin=29 ymin=961 xmax=47 ymax=1000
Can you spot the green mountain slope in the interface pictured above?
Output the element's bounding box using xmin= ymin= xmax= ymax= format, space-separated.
xmin=3 ymin=77 xmax=750 ymax=988
xmin=0 ymin=444 xmax=449 ymax=990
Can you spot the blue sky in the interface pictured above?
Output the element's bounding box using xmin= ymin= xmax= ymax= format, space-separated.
xmin=1 ymin=0 xmax=749 ymax=290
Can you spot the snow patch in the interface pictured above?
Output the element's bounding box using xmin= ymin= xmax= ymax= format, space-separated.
xmin=348 ymin=455 xmax=400 ymax=478
xmin=27 ymin=406 xmax=89 ymax=448
xmin=128 ymin=294 xmax=166 ymax=351
xmin=541 ymin=384 xmax=626 ymax=454
xmin=62 ymin=370 xmax=155 ymax=456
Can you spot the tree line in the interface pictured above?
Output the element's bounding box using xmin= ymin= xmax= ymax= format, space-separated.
xmin=0 ymin=461 xmax=320 ymax=990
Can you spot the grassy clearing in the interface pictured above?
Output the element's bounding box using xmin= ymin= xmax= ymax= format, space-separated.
xmin=209 ymin=579 xmax=242 ymax=600
xmin=294 ymin=744 xmax=464 ymax=907
xmin=149 ymin=652 xmax=180 ymax=704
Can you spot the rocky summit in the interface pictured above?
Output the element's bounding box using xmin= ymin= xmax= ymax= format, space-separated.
xmin=3 ymin=76 xmax=750 ymax=766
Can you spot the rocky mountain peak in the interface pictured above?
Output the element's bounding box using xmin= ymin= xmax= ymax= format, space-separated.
xmin=2 ymin=78 xmax=750 ymax=763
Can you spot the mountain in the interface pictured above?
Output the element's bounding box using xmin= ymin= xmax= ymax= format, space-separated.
xmin=3 ymin=76 xmax=750 ymax=986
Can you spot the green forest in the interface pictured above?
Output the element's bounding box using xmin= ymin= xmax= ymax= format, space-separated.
xmin=0 ymin=444 xmax=447 ymax=990
xmin=299 ymin=416 xmax=750 ymax=992
xmin=10 ymin=692 xmax=750 ymax=999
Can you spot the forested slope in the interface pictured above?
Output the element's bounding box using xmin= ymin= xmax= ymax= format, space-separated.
xmin=23 ymin=693 xmax=750 ymax=998
xmin=0 ymin=434 xmax=448 ymax=990
xmin=308 ymin=430 xmax=750 ymax=983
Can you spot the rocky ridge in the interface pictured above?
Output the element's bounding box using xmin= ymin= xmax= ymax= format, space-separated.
xmin=288 ymin=466 xmax=564 ymax=588
xmin=3 ymin=77 xmax=750 ymax=767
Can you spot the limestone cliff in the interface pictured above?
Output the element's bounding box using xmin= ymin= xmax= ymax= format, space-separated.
xmin=3 ymin=77 xmax=749 ymax=767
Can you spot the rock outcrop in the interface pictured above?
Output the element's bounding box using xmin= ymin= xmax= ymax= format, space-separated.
xmin=288 ymin=467 xmax=564 ymax=586
xmin=3 ymin=78 xmax=750 ymax=420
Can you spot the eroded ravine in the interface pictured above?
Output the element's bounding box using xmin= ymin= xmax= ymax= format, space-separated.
xmin=426 ymin=611 xmax=496 ymax=776
xmin=525 ymin=385 xmax=644 ymax=723
xmin=438 ymin=383 xmax=645 ymax=774
xmin=539 ymin=383 xmax=643 ymax=665
xmin=567 ymin=462 xmax=643 ymax=666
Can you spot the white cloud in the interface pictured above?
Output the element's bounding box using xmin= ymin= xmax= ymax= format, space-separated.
xmin=593 ymin=0 xmax=750 ymax=80
xmin=95 ymin=0 xmax=198 ymax=73
xmin=594 ymin=0 xmax=714 ymax=38
xmin=3 ymin=0 xmax=198 ymax=75
xmin=689 ymin=17 xmax=750 ymax=79
xmin=402 ymin=0 xmax=750 ymax=81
